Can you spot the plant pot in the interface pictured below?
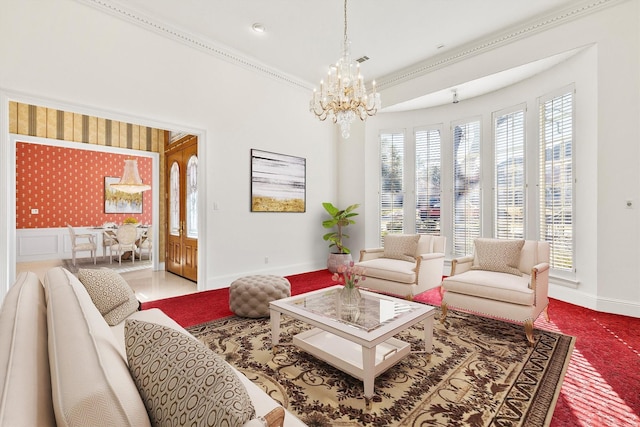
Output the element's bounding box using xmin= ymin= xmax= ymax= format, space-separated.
xmin=327 ymin=253 xmax=353 ymax=273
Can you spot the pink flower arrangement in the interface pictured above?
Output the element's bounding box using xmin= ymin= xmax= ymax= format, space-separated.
xmin=332 ymin=261 xmax=366 ymax=289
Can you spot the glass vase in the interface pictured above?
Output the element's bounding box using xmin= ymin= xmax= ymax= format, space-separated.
xmin=339 ymin=286 xmax=361 ymax=323
xmin=340 ymin=285 xmax=361 ymax=309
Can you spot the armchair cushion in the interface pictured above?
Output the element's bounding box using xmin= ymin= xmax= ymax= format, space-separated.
xmin=383 ymin=234 xmax=420 ymax=262
xmin=358 ymin=258 xmax=417 ymax=284
xmin=442 ymin=270 xmax=534 ymax=306
xmin=471 ymin=238 xmax=524 ymax=276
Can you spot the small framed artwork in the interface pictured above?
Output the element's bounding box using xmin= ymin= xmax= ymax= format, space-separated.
xmin=251 ymin=149 xmax=306 ymax=212
xmin=104 ymin=177 xmax=143 ymax=214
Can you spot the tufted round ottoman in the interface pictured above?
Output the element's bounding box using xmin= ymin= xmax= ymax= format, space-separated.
xmin=229 ymin=275 xmax=291 ymax=318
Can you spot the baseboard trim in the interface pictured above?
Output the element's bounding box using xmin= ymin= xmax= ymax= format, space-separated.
xmin=549 ymin=283 xmax=640 ymax=318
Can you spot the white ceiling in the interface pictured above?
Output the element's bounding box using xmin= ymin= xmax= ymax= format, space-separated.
xmin=105 ymin=0 xmax=588 ymax=109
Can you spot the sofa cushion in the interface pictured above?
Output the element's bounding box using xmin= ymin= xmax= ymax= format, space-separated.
xmin=471 ymin=238 xmax=524 ymax=276
xmin=442 ymin=270 xmax=534 ymax=306
xmin=125 ymin=319 xmax=256 ymax=426
xmin=44 ymin=267 xmax=150 ymax=427
xmin=0 ymin=272 xmax=55 ymax=426
xmin=384 ymin=234 xmax=420 ymax=262
xmin=77 ymin=269 xmax=139 ymax=325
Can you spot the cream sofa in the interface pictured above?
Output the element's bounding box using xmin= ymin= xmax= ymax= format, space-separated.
xmin=0 ymin=267 xmax=305 ymax=427
xmin=441 ymin=238 xmax=550 ymax=346
xmin=356 ymin=234 xmax=446 ymax=299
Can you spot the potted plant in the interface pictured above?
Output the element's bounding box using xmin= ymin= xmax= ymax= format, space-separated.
xmin=322 ymin=202 xmax=359 ymax=273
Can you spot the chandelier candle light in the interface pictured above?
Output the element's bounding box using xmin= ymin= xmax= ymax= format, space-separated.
xmin=309 ymin=0 xmax=381 ymax=139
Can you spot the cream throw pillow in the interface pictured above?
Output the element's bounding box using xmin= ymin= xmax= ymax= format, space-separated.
xmin=471 ymin=238 xmax=525 ymax=276
xmin=384 ymin=234 xmax=420 ymax=262
xmin=125 ymin=319 xmax=256 ymax=427
xmin=78 ymin=269 xmax=139 ymax=325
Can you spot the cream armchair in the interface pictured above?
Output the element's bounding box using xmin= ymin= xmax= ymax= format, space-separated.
xmin=355 ymin=234 xmax=446 ymax=299
xmin=441 ymin=238 xmax=550 ymax=346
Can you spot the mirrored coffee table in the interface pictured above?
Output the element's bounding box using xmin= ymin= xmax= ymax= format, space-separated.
xmin=269 ymin=285 xmax=435 ymax=407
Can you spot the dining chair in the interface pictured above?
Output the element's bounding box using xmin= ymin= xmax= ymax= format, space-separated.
xmin=136 ymin=227 xmax=153 ymax=261
xmin=109 ymin=224 xmax=138 ymax=265
xmin=102 ymin=229 xmax=117 ymax=260
xmin=67 ymin=224 xmax=97 ymax=266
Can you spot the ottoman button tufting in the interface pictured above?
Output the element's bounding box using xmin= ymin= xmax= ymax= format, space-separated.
xmin=229 ymin=275 xmax=291 ymax=318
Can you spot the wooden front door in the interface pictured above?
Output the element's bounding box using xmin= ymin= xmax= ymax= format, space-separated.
xmin=166 ymin=137 xmax=198 ymax=281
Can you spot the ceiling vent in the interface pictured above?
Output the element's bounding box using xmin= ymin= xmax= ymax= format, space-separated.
xmin=356 ymin=56 xmax=370 ymax=63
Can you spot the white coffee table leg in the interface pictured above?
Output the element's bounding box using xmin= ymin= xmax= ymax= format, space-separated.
xmin=270 ymin=308 xmax=281 ymax=353
xmin=423 ymin=316 xmax=434 ymax=361
xmin=362 ymin=345 xmax=376 ymax=409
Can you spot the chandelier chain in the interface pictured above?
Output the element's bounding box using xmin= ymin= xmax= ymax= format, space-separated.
xmin=309 ymin=0 xmax=380 ymax=138
xmin=343 ymin=0 xmax=348 ymax=49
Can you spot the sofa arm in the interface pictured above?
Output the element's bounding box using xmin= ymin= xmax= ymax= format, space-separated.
xmin=418 ymin=252 xmax=445 ymax=261
xmin=359 ymin=247 xmax=384 ymax=262
xmin=530 ymin=262 xmax=550 ymax=306
xmin=416 ymin=252 xmax=445 ymax=290
xmin=450 ymin=255 xmax=474 ymax=276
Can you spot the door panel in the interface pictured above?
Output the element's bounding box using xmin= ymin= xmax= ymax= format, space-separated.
xmin=166 ymin=139 xmax=197 ymax=281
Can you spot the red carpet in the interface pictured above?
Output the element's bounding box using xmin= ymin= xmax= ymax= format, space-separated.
xmin=141 ymin=270 xmax=339 ymax=328
xmin=142 ymin=270 xmax=640 ymax=426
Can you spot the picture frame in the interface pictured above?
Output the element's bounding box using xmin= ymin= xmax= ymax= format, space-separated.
xmin=251 ymin=149 xmax=306 ymax=212
xmin=104 ymin=176 xmax=143 ymax=214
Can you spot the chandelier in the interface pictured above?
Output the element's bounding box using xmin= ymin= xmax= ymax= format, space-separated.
xmin=110 ymin=158 xmax=151 ymax=193
xmin=309 ymin=0 xmax=380 ymax=139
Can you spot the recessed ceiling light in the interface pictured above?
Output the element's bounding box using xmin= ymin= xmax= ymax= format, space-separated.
xmin=252 ymin=23 xmax=266 ymax=33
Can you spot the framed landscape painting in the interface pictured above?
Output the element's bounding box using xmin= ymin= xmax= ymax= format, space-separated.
xmin=104 ymin=176 xmax=143 ymax=214
xmin=251 ymin=149 xmax=306 ymax=212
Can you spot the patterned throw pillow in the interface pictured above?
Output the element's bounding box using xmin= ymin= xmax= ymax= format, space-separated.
xmin=77 ymin=269 xmax=139 ymax=325
xmin=125 ymin=319 xmax=256 ymax=427
xmin=384 ymin=234 xmax=420 ymax=262
xmin=471 ymin=238 xmax=525 ymax=276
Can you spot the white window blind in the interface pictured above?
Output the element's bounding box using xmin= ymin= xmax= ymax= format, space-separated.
xmin=380 ymin=131 xmax=405 ymax=242
xmin=494 ymin=107 xmax=525 ymax=240
xmin=539 ymin=90 xmax=574 ymax=272
xmin=453 ymin=120 xmax=481 ymax=255
xmin=415 ymin=128 xmax=441 ymax=235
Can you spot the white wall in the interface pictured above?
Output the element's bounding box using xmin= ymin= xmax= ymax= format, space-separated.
xmin=0 ymin=0 xmax=338 ymax=301
xmin=363 ymin=0 xmax=640 ymax=317
xmin=1 ymin=0 xmax=638 ymax=318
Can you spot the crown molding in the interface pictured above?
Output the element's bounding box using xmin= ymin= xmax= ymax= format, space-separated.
xmin=75 ymin=0 xmax=312 ymax=91
xmin=375 ymin=0 xmax=625 ymax=90
xmin=76 ymin=0 xmax=624 ymax=93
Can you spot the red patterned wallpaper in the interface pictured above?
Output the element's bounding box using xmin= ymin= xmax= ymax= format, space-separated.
xmin=16 ymin=142 xmax=153 ymax=229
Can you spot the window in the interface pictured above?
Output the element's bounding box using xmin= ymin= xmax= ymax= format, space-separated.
xmin=380 ymin=131 xmax=405 ymax=241
xmin=186 ymin=155 xmax=198 ymax=239
xmin=539 ymin=89 xmax=574 ymax=272
xmin=415 ymin=128 xmax=441 ymax=235
xmin=169 ymin=162 xmax=180 ymax=236
xmin=453 ymin=119 xmax=481 ymax=256
xmin=494 ymin=106 xmax=525 ymax=239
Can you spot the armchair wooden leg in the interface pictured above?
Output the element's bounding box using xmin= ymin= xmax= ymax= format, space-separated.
xmin=543 ymin=305 xmax=550 ymax=322
xmin=440 ymin=302 xmax=448 ymax=323
xmin=524 ymin=320 xmax=535 ymax=347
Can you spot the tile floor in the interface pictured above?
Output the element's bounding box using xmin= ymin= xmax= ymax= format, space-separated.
xmin=16 ymin=259 xmax=198 ymax=302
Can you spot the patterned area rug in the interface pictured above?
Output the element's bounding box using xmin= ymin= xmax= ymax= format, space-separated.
xmin=62 ymin=257 xmax=151 ymax=274
xmin=187 ymin=308 xmax=574 ymax=427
